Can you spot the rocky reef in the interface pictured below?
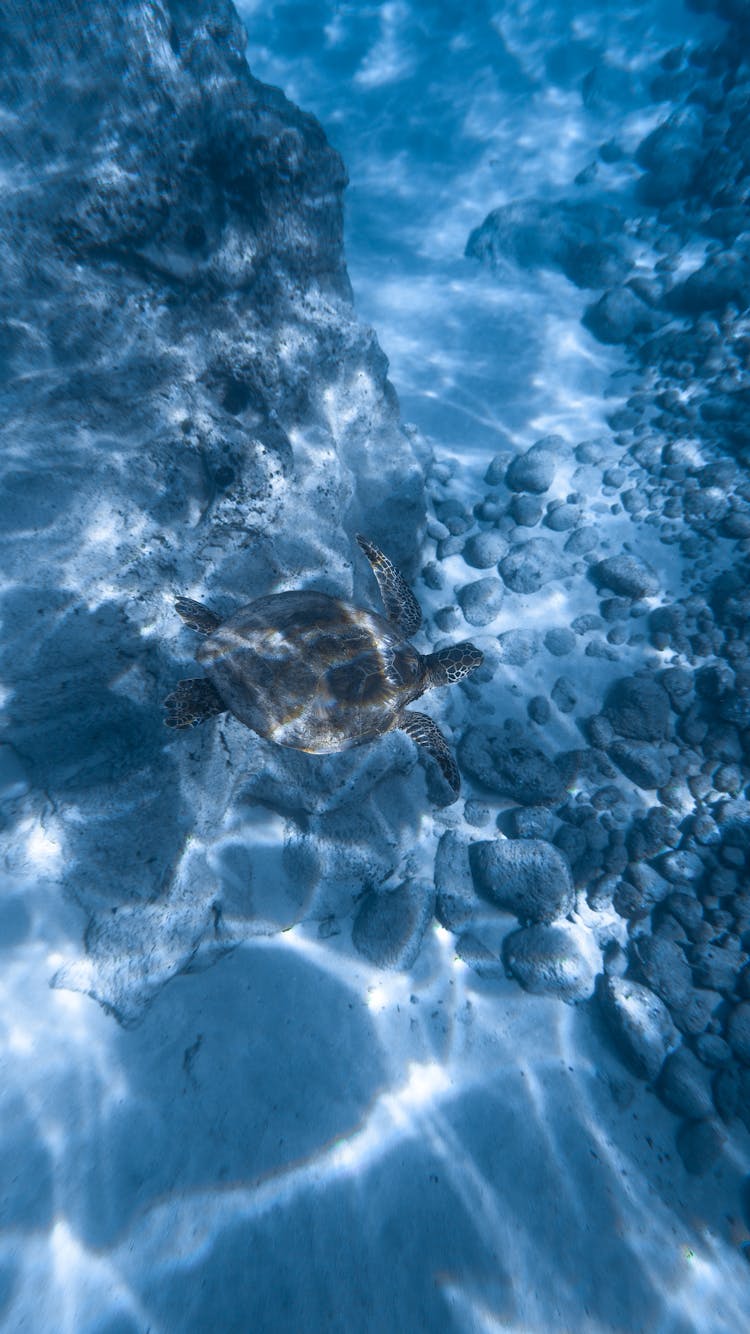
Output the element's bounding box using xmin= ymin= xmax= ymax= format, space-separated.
xmin=0 ymin=0 xmax=424 ymax=1021
xmin=430 ymin=0 xmax=750 ymax=1174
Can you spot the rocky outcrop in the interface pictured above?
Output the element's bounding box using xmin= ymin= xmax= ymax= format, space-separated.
xmin=0 ymin=0 xmax=424 ymax=1021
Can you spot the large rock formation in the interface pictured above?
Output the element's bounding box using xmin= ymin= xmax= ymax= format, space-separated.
xmin=0 ymin=0 xmax=425 ymax=1021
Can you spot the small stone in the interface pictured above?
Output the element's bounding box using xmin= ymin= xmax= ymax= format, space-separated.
xmin=691 ymin=942 xmax=743 ymax=994
xmin=587 ymin=715 xmax=614 ymax=748
xmin=601 ymin=596 xmax=631 ymax=622
xmin=459 ymin=726 xmax=566 ymax=805
xmin=694 ymin=1034 xmax=732 ymax=1068
xmin=352 ymin=881 xmax=434 ymax=969
xmin=496 ymin=628 xmax=541 ymax=665
xmin=728 ymin=1002 xmax=750 ymax=1064
xmin=661 ymin=850 xmax=705 ymax=884
xmin=658 ymin=1047 xmax=715 ymax=1119
xmin=565 ymin=526 xmax=598 ymax=555
xmin=462 ymin=530 xmax=508 ymax=569
xmin=484 ymin=453 xmax=510 ymax=485
xmin=434 ymin=605 xmax=462 ymax=631
xmin=551 ymin=677 xmax=577 ymax=714
xmin=463 ymin=800 xmax=491 ymax=828
xmin=544 ymin=502 xmax=580 ymax=532
xmin=510 ymin=494 xmax=543 ymax=526
xmin=591 ymin=554 xmax=660 ymax=598
xmin=675 ymin=1118 xmax=725 ymax=1175
xmin=421 ymin=561 xmax=445 ymax=590
xmin=630 ymin=935 xmax=694 ymax=1012
xmin=604 ymin=675 xmax=671 ymax=742
xmin=510 ymin=806 xmax=557 ymax=839
xmin=528 ymin=695 xmax=551 ymax=725
xmin=545 ymin=627 xmax=576 ymax=656
xmin=572 ymin=613 xmax=604 ymax=634
xmin=597 ymin=975 xmax=678 ymax=1081
xmin=502 ymin=922 xmax=601 ymax=1001
xmin=469 ymin=837 xmax=574 ymax=923
xmin=506 ymin=439 xmax=559 ymax=493
xmin=457 ymin=577 xmax=504 ymax=627
xmin=499 ymin=539 xmax=564 ymax=594
xmin=609 ymin=740 xmax=671 ymax=789
xmin=455 ymin=933 xmax=505 ymax=981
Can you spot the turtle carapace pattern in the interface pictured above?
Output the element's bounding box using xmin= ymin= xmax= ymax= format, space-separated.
xmin=164 ymin=534 xmax=484 ymax=798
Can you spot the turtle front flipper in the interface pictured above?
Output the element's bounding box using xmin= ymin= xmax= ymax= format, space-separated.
xmin=398 ymin=710 xmax=459 ymax=798
xmin=356 ymin=535 xmax=422 ymax=636
xmin=164 ymin=678 xmax=226 ymax=728
xmin=175 ymin=597 xmax=220 ymax=634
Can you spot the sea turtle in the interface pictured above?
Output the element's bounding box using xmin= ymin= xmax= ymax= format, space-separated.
xmin=164 ymin=535 xmax=483 ymax=797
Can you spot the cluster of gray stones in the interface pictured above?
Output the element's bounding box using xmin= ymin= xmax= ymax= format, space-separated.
xmin=414 ymin=6 xmax=750 ymax=1177
xmin=420 ymin=430 xmax=750 ymax=1174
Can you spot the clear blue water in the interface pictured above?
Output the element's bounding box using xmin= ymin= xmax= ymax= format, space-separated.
xmin=2 ymin=2 xmax=750 ymax=1330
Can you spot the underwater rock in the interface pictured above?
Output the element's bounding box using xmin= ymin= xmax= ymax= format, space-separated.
xmin=352 ymin=881 xmax=435 ymax=969
xmin=496 ymin=628 xmax=541 ymax=665
xmin=0 ymin=0 xmax=425 ymax=1019
xmin=629 ymin=935 xmax=695 ymax=1014
xmin=545 ymin=627 xmax=576 ymax=656
xmin=456 ymin=576 xmax=505 ymax=626
xmin=551 ymin=677 xmax=577 ymax=714
xmin=499 ymin=539 xmax=566 ymax=594
xmin=635 ymin=107 xmax=705 ymax=203
xmin=598 ymin=975 xmax=678 ymax=1082
xmin=462 ymin=530 xmax=508 ymax=569
xmin=608 ymin=740 xmax=672 ymax=790
xmin=510 ymin=494 xmax=544 ymax=526
xmin=502 ymin=922 xmax=601 ymax=1001
xmin=454 ymin=933 xmax=506 ymax=981
xmin=657 ymin=1047 xmax=716 ymax=1120
xmin=591 ymin=555 xmax=660 ymax=598
xmin=603 ymin=675 xmax=671 ymax=741
xmin=505 ymin=438 xmax=561 ymax=493
xmin=460 ymin=725 xmax=566 ymax=804
xmin=675 ymin=1118 xmax=725 ymax=1176
xmin=728 ymin=1002 xmax=750 ymax=1064
xmin=465 ymin=198 xmax=627 ymax=290
xmin=583 ymin=286 xmax=660 ymax=344
xmin=469 ymin=837 xmax=574 ymax=924
xmin=433 ymin=830 xmax=490 ymax=931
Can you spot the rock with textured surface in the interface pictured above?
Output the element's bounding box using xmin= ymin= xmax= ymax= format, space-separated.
xmin=352 ymin=881 xmax=435 ymax=969
xmin=591 ymin=555 xmax=660 ymax=598
xmin=506 ymin=440 xmax=560 ymax=494
xmin=657 ymin=1048 xmax=715 ymax=1119
xmin=502 ymin=922 xmax=601 ymax=1001
xmin=597 ymin=975 xmax=678 ymax=1081
xmin=460 ymin=726 xmax=566 ymax=804
xmin=470 ymin=838 xmax=574 ymax=923
xmin=675 ymin=1119 xmax=725 ymax=1175
xmin=728 ymin=1003 xmax=750 ymax=1064
xmin=457 ymin=577 xmax=505 ymax=626
xmin=603 ymin=676 xmax=671 ymax=741
xmin=499 ymin=539 xmax=567 ymax=594
xmin=609 ymin=740 xmax=671 ymax=790
xmin=0 ymin=0 xmax=426 ymax=1021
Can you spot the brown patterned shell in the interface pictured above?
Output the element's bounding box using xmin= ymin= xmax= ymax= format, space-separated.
xmin=196 ymin=590 xmax=425 ymax=752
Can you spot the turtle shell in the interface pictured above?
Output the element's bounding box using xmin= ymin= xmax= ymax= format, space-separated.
xmin=196 ymin=591 xmax=425 ymax=753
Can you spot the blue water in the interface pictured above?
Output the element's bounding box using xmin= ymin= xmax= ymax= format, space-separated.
xmin=240 ymin=0 xmax=722 ymax=453
xmin=2 ymin=1 xmax=750 ymax=1330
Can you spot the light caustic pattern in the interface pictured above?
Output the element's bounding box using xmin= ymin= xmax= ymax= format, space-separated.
xmin=1 ymin=907 xmax=749 ymax=1332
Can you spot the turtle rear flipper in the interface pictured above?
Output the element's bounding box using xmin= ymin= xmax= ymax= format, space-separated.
xmin=164 ymin=678 xmax=226 ymax=729
xmin=175 ymin=597 xmax=220 ymax=634
xmin=356 ymin=535 xmax=422 ymax=636
xmin=398 ymin=710 xmax=459 ymax=798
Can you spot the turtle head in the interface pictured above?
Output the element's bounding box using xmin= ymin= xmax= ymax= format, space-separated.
xmin=423 ymin=642 xmax=484 ymax=687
